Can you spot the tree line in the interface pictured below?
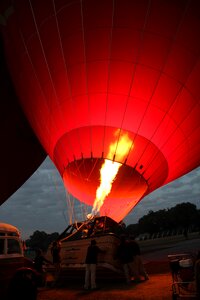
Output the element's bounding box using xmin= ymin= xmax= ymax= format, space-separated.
xmin=126 ymin=202 xmax=200 ymax=238
xmin=25 ymin=202 xmax=199 ymax=251
xmin=25 ymin=231 xmax=59 ymax=252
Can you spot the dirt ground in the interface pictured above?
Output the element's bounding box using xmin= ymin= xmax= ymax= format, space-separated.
xmin=37 ymin=272 xmax=172 ymax=300
xmin=37 ymin=259 xmax=173 ymax=300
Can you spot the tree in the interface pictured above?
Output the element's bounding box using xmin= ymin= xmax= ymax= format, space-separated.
xmin=26 ymin=230 xmax=59 ymax=252
xmin=170 ymin=202 xmax=198 ymax=231
xmin=136 ymin=202 xmax=199 ymax=235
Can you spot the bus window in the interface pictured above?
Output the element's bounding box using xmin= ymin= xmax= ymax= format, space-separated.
xmin=7 ymin=239 xmax=21 ymax=254
xmin=0 ymin=239 xmax=4 ymax=254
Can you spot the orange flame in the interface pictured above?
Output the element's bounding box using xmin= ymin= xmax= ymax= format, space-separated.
xmin=91 ymin=131 xmax=133 ymax=216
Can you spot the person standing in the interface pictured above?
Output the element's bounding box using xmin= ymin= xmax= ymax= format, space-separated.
xmin=34 ymin=248 xmax=51 ymax=274
xmin=129 ymin=235 xmax=149 ymax=282
xmin=34 ymin=248 xmax=52 ymax=286
xmin=84 ymin=239 xmax=105 ymax=290
xmin=51 ymin=241 xmax=61 ymax=281
xmin=116 ymin=235 xmax=133 ymax=284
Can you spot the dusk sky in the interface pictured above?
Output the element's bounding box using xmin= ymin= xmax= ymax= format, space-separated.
xmin=0 ymin=157 xmax=199 ymax=240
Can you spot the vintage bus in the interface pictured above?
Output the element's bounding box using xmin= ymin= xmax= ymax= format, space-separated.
xmin=0 ymin=222 xmax=37 ymax=299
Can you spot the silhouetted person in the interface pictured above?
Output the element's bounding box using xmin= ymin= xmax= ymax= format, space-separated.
xmin=34 ymin=248 xmax=52 ymax=286
xmin=129 ymin=235 xmax=149 ymax=282
xmin=51 ymin=241 xmax=61 ymax=282
xmin=116 ymin=235 xmax=132 ymax=284
xmin=34 ymin=248 xmax=51 ymax=273
xmin=84 ymin=239 xmax=105 ymax=290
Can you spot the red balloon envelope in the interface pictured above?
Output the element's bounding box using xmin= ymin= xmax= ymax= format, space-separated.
xmin=1 ymin=0 xmax=200 ymax=222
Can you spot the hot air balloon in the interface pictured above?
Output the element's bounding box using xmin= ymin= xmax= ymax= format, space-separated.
xmin=0 ymin=36 xmax=46 ymax=206
xmin=0 ymin=0 xmax=200 ymax=223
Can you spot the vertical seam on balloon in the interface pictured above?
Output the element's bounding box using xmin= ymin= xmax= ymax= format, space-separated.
xmin=8 ymin=2 xmax=49 ymax=153
xmin=80 ymin=0 xmax=92 ymax=154
xmin=115 ymin=0 xmax=152 ymax=164
xmin=15 ymin=1 xmax=74 ymax=171
xmin=102 ymin=0 xmax=115 ymax=157
xmin=132 ymin=0 xmax=190 ymax=140
xmin=129 ymin=0 xmax=191 ymax=179
xmin=159 ymin=100 xmax=199 ymax=167
xmin=52 ymin=0 xmax=83 ymax=162
xmin=19 ymin=30 xmax=53 ymax=155
xmin=144 ymin=101 xmax=199 ymax=188
xmin=137 ymin=3 xmax=197 ymax=184
xmin=28 ymin=0 xmax=84 ymax=196
xmin=28 ymin=0 xmax=72 ymax=165
xmin=52 ymin=0 xmax=87 ymax=199
xmin=78 ymin=0 xmax=96 ymax=208
xmin=79 ymin=1 xmax=97 ymax=212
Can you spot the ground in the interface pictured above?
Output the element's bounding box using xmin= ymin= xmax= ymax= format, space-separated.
xmin=37 ymin=273 xmax=172 ymax=300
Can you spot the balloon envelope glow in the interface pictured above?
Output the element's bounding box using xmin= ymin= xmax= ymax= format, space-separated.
xmin=0 ymin=0 xmax=200 ymax=221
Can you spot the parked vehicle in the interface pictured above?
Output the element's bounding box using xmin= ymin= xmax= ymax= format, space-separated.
xmin=0 ymin=222 xmax=38 ymax=299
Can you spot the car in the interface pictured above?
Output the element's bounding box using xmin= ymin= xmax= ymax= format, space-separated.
xmin=0 ymin=222 xmax=38 ymax=299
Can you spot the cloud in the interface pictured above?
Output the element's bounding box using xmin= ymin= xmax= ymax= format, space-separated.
xmin=0 ymin=157 xmax=200 ymax=239
xmin=0 ymin=158 xmax=68 ymax=239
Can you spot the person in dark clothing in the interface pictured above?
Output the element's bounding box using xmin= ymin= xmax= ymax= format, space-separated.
xmin=34 ymin=248 xmax=51 ymax=273
xmin=129 ymin=236 xmax=149 ymax=282
xmin=116 ymin=235 xmax=133 ymax=284
xmin=51 ymin=241 xmax=61 ymax=268
xmin=51 ymin=241 xmax=61 ymax=282
xmin=84 ymin=239 xmax=105 ymax=290
xmin=34 ymin=248 xmax=52 ymax=286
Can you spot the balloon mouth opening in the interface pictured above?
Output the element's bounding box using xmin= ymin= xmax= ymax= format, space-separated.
xmin=62 ymin=157 xmax=148 ymax=221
